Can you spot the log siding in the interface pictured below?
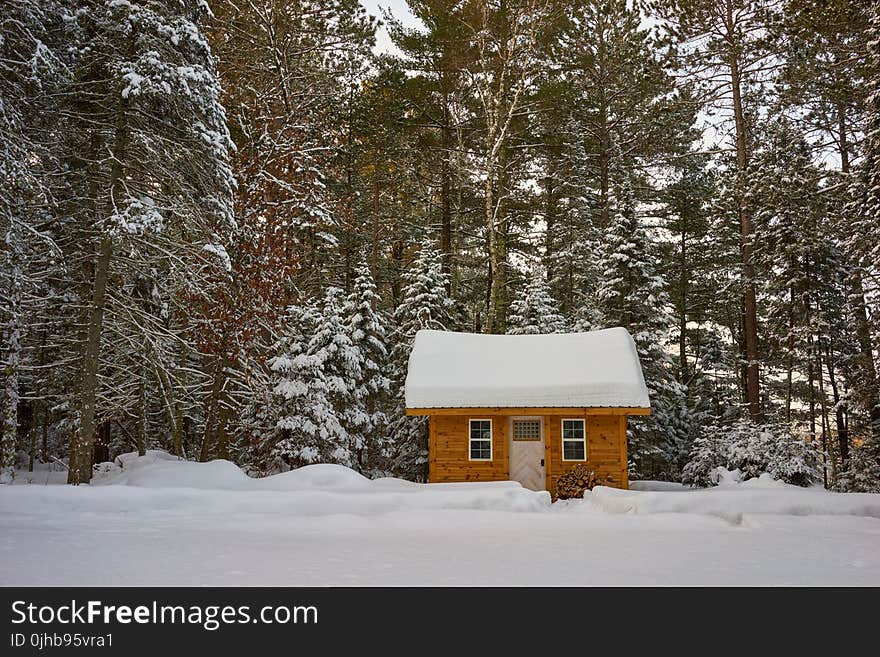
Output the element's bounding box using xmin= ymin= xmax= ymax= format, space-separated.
xmin=427 ymin=410 xmax=631 ymax=491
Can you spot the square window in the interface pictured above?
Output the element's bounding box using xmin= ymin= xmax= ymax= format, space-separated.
xmin=513 ymin=419 xmax=541 ymax=441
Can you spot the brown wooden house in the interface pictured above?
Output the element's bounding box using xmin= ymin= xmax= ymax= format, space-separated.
xmin=405 ymin=328 xmax=651 ymax=492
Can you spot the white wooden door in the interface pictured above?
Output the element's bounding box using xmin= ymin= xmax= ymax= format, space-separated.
xmin=509 ymin=418 xmax=546 ymax=491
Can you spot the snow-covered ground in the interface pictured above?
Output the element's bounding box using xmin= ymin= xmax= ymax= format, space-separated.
xmin=2 ymin=452 xmax=879 ymax=586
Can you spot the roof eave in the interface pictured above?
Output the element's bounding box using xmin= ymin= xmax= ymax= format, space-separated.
xmin=405 ymin=406 xmax=651 ymax=416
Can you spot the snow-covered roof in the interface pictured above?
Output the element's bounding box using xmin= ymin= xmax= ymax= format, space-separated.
xmin=405 ymin=328 xmax=651 ymax=409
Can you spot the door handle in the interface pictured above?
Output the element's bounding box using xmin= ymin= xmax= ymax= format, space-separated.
xmin=540 ymin=459 xmax=545 ymax=467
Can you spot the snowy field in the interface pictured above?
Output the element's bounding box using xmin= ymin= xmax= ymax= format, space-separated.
xmin=2 ymin=452 xmax=879 ymax=586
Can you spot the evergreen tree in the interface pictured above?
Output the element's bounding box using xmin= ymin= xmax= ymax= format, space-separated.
xmin=388 ymin=241 xmax=455 ymax=479
xmin=682 ymin=419 xmax=821 ymax=487
xmin=508 ymin=271 xmax=567 ymax=334
xmin=58 ymin=0 xmax=235 ymax=482
xmin=309 ymin=287 xmax=362 ymax=467
xmin=345 ymin=265 xmax=390 ymax=474
xmin=268 ymin=302 xmax=348 ymax=469
xmin=0 ymin=0 xmax=67 ymax=482
xmin=650 ymin=0 xmax=778 ymax=423
xmin=597 ymin=176 xmax=690 ymax=478
xmin=844 ymin=2 xmax=880 ymax=488
xmin=748 ymin=119 xmax=852 ymax=482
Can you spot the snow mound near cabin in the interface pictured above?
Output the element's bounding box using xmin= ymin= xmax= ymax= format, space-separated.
xmin=91 ymin=452 xmax=550 ymax=514
xmin=584 ymin=481 xmax=880 ymax=523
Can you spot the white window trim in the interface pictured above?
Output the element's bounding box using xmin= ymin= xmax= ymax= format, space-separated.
xmin=468 ymin=418 xmax=493 ymax=461
xmin=561 ymin=418 xmax=587 ymax=462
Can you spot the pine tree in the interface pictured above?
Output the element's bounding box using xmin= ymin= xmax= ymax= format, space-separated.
xmin=597 ymin=176 xmax=690 ymax=478
xmin=345 ymin=266 xmax=390 ymax=474
xmin=385 ymin=2 xmax=475 ymax=285
xmin=307 ymin=287 xmax=362 ymax=467
xmin=748 ymin=118 xmax=853 ymax=484
xmin=560 ymin=0 xmax=690 ymax=230
xmin=60 ymin=0 xmax=235 ymax=482
xmin=508 ymin=271 xmax=567 ymax=334
xmin=682 ymin=419 xmax=821 ymax=487
xmin=388 ymin=241 xmax=455 ymax=479
xmin=0 ymin=0 xmax=67 ymax=482
xmin=268 ymin=303 xmax=347 ymax=469
xmin=649 ymin=0 xmax=777 ymax=423
xmin=844 ymin=1 xmax=880 ymax=488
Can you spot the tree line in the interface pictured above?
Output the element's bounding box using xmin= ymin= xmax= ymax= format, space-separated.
xmin=1 ymin=0 xmax=878 ymax=490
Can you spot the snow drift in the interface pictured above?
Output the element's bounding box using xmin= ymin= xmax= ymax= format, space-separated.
xmin=585 ymin=479 xmax=880 ymax=523
xmin=5 ymin=452 xmax=880 ymax=585
xmin=86 ymin=451 xmax=552 ymax=514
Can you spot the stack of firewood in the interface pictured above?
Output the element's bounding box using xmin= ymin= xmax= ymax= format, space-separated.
xmin=554 ymin=464 xmax=597 ymax=500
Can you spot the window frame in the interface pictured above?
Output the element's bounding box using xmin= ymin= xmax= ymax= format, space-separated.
xmin=561 ymin=418 xmax=587 ymax=462
xmin=511 ymin=417 xmax=543 ymax=442
xmin=468 ymin=418 xmax=493 ymax=462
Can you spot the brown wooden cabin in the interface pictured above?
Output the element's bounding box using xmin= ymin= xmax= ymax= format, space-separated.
xmin=404 ymin=328 xmax=651 ymax=493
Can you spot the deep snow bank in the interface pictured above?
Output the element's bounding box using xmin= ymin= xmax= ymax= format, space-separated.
xmin=586 ymin=479 xmax=880 ymax=522
xmin=11 ymin=451 xmax=880 ymax=521
xmin=87 ymin=451 xmax=551 ymax=514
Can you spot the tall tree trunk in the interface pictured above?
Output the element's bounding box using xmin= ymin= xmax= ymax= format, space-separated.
xmin=371 ymin=163 xmax=380 ymax=282
xmin=837 ymin=101 xmax=850 ymax=174
xmin=68 ymin=90 xmax=130 ymax=483
xmin=199 ymin=358 xmax=226 ymax=462
xmin=726 ymin=0 xmax=761 ymax=423
xmin=27 ymin=406 xmax=38 ymax=473
xmin=678 ymin=227 xmax=688 ymax=381
xmin=135 ymin=370 xmax=147 ymax=457
xmin=834 ymin=102 xmax=878 ymax=444
xmin=485 ymin=154 xmax=500 ymax=332
xmin=785 ymin=285 xmax=795 ymax=423
xmin=1 ymin=275 xmax=21 ymax=484
xmin=824 ymin=341 xmax=849 ymax=471
xmin=440 ymin=92 xmax=453 ymax=290
xmin=850 ymin=272 xmax=880 ymax=441
xmin=216 ymin=402 xmax=231 ymax=461
xmin=41 ymin=402 xmax=48 ymax=464
xmin=816 ymin=334 xmax=833 ymax=487
xmin=390 ymin=239 xmax=404 ymax=307
xmin=544 ymin=172 xmax=556 ymax=287
xmin=596 ymin=12 xmax=610 ymax=230
xmin=68 ymin=234 xmax=114 ymax=484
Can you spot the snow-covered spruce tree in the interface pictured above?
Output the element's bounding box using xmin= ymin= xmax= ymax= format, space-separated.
xmin=345 ymin=266 xmax=390 ymax=474
xmin=507 ymin=271 xmax=568 ymax=335
xmin=268 ymin=302 xmax=348 ymax=469
xmin=682 ymin=420 xmax=821 ymax=488
xmin=59 ymin=0 xmax=235 ymax=483
xmin=388 ymin=242 xmax=456 ymax=480
xmin=557 ymin=218 xmax=604 ymax=333
xmin=306 ymin=287 xmax=362 ymax=467
xmin=541 ymin=121 xmax=603 ymax=330
xmin=597 ymin=176 xmax=690 ymax=479
xmin=843 ymin=2 xmax=880 ymax=490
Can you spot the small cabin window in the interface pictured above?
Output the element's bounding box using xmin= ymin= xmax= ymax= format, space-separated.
xmin=562 ymin=419 xmax=586 ymax=461
xmin=512 ymin=418 xmax=541 ymax=441
xmin=469 ymin=419 xmax=493 ymax=461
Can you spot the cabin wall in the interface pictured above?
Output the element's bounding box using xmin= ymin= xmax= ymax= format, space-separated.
xmin=427 ymin=412 xmax=629 ymax=491
xmin=428 ymin=414 xmax=510 ymax=483
xmin=544 ymin=415 xmax=628 ymax=492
